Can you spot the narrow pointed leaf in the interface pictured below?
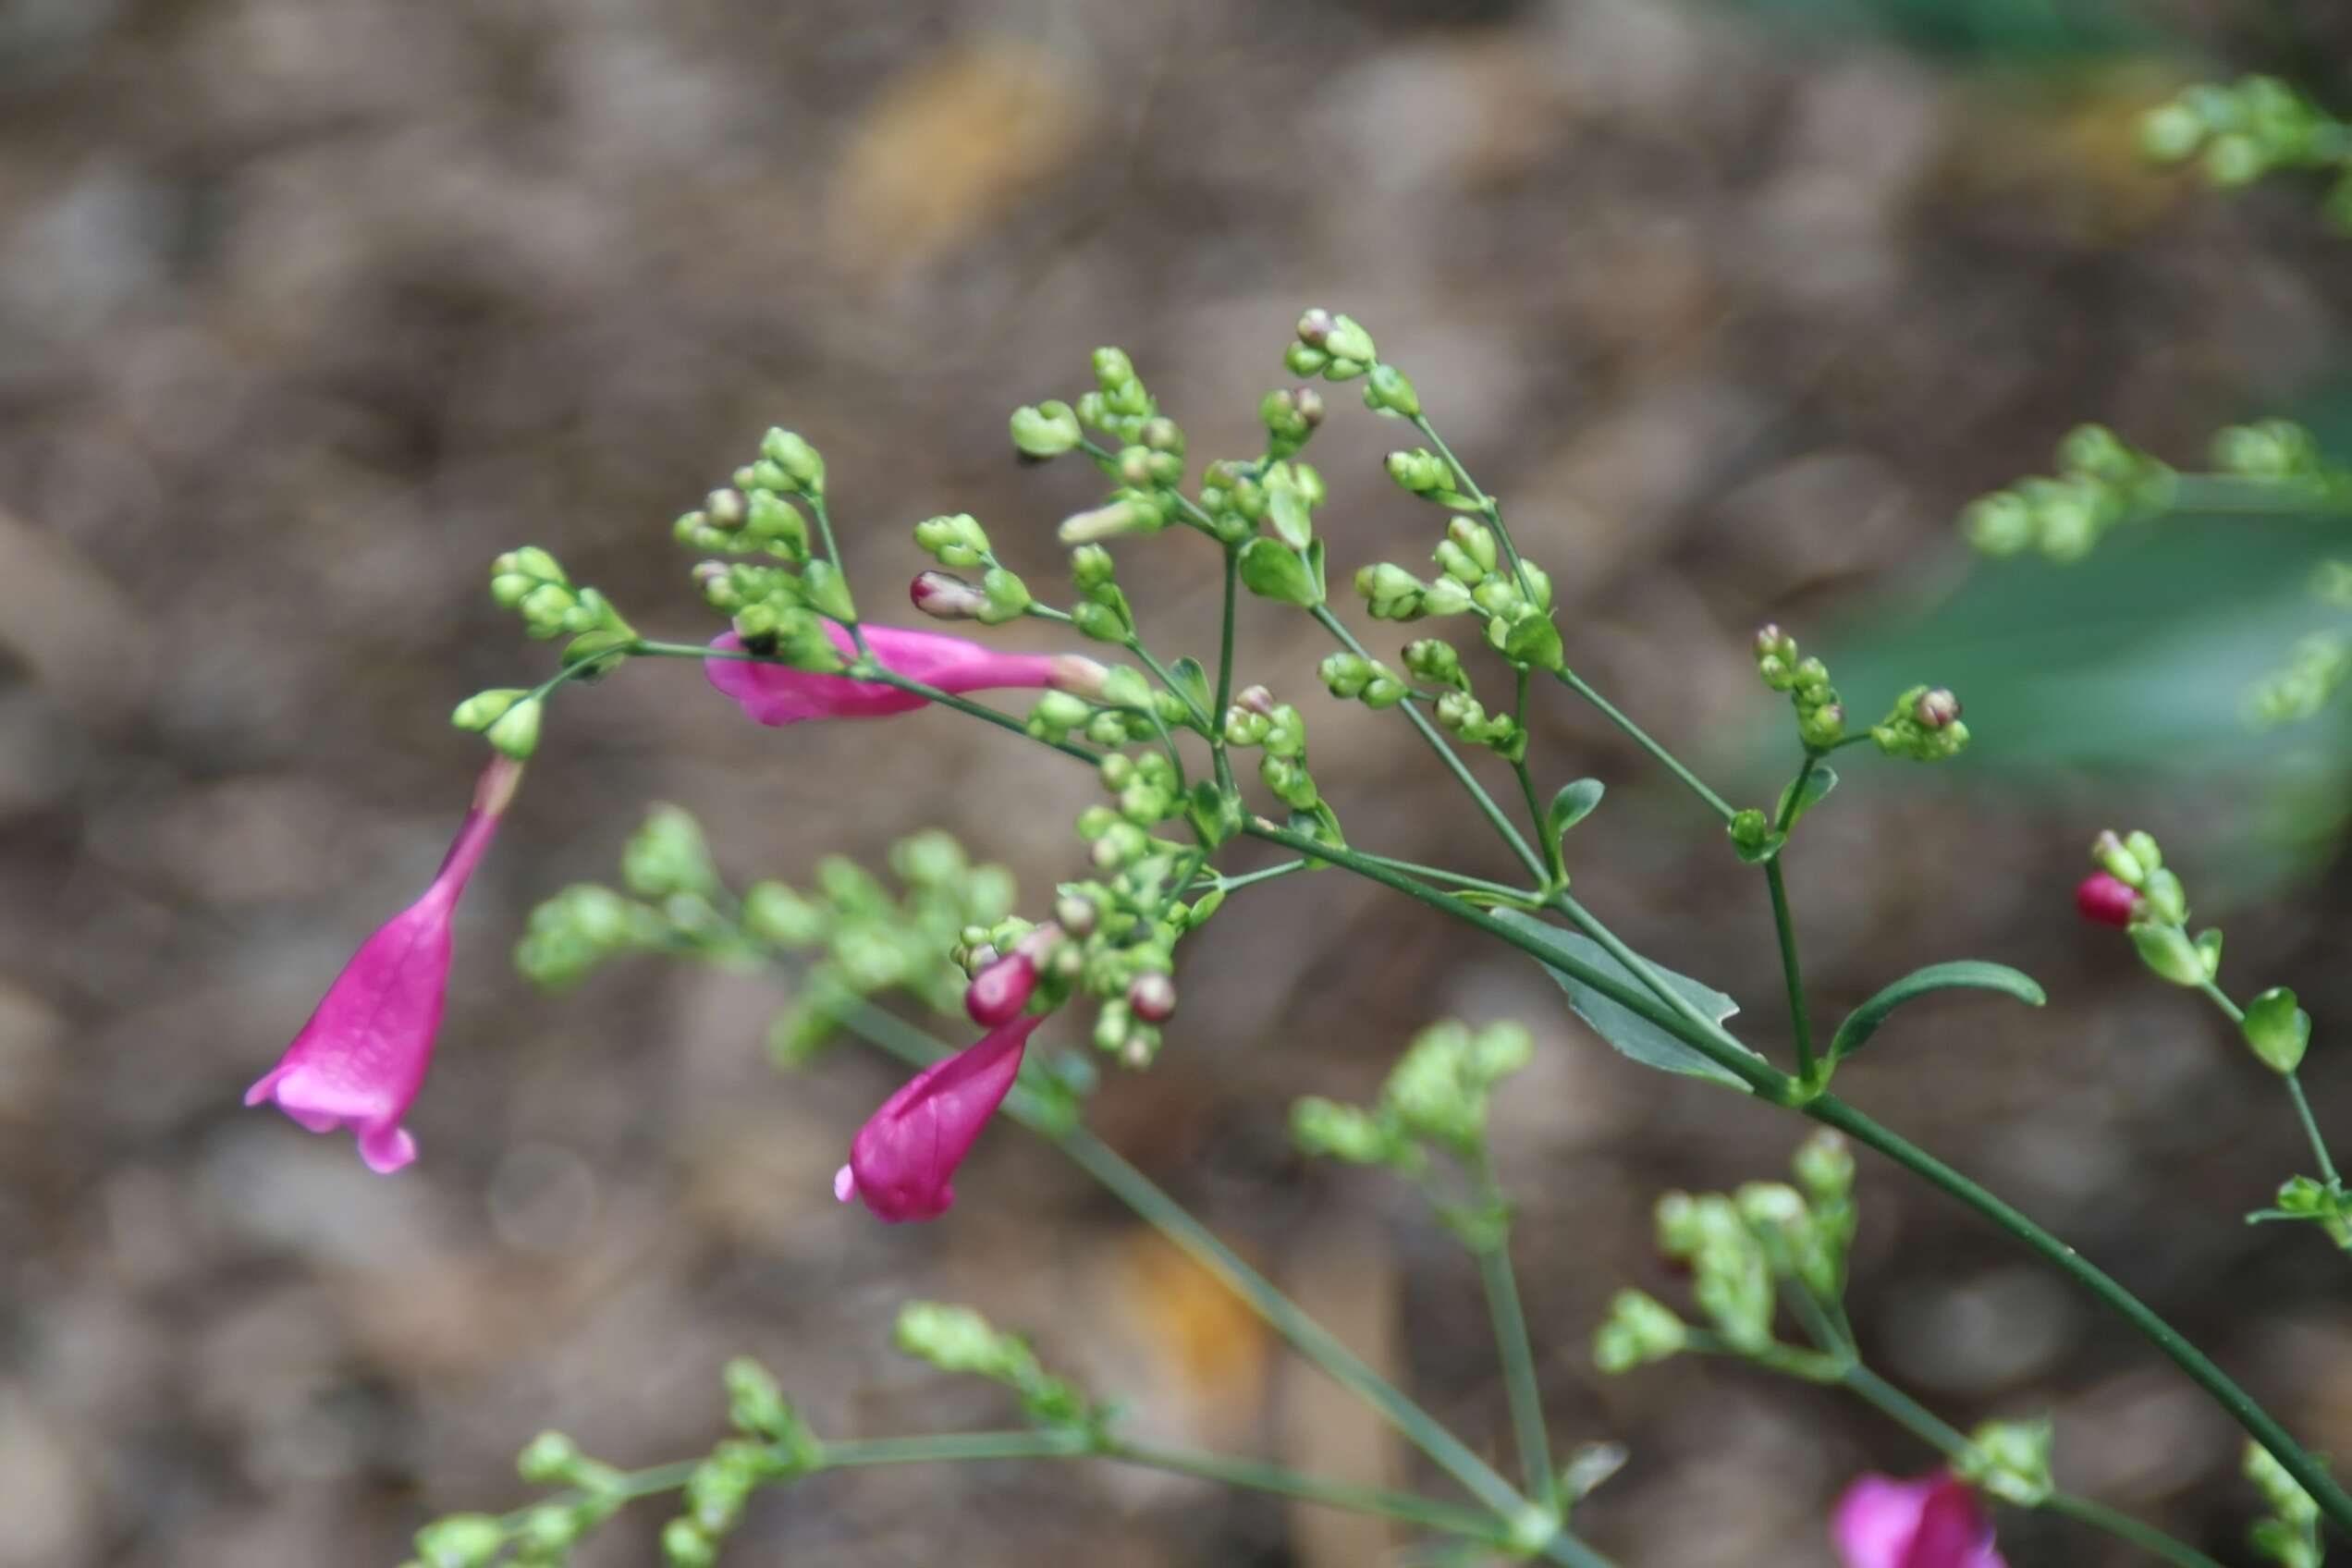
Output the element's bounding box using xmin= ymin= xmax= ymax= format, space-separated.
xmin=1491 ymin=910 xmax=1759 ymax=1091
xmin=1830 ymin=961 xmax=2046 ymax=1063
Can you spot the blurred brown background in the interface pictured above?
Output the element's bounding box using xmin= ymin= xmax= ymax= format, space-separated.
xmin=6 ymin=1 xmax=2352 ymax=1563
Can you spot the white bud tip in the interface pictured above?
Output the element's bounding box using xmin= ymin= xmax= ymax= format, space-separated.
xmin=1048 ymin=655 xmax=1109 ymax=699
xmin=833 ymin=1164 xmax=857 ymax=1204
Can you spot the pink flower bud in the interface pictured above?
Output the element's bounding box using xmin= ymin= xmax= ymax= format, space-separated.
xmin=835 ymin=1014 xmax=1043 ymax=1222
xmin=964 ymin=949 xmax=1038 ymax=1027
xmin=1047 ymin=654 xmax=1109 ymax=700
xmin=1234 ymin=683 xmax=1278 ymax=717
xmin=243 ymin=756 xmax=523 ymax=1172
xmin=1127 ymin=972 xmax=1176 ymax=1023
xmin=1914 ymin=688 xmax=1962 ymax=730
xmin=1831 ymin=1474 xmax=2004 ymax=1568
xmin=705 ymin=624 xmax=1062 ymax=726
xmin=2075 ymin=872 xmax=2139 ymax=928
xmin=909 ymin=570 xmax=987 ymax=621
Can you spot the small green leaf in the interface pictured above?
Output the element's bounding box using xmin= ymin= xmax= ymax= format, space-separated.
xmin=1169 ymin=656 xmax=1213 ymax=717
xmin=1546 ymin=778 xmax=1606 ymax=845
xmin=1268 ymin=485 xmax=1314 ymax=550
xmin=1490 ymin=910 xmax=1759 ymax=1090
xmin=1829 ymin=961 xmax=2046 ymax=1063
xmin=1730 ymin=830 xmax=1787 ymax=864
xmin=1238 ymin=536 xmax=1322 ymax=606
xmin=1775 ymin=765 xmax=1838 ymax=829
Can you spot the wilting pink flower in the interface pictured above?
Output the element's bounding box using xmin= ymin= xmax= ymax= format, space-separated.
xmin=2075 ymin=871 xmax=2139 ymax=928
xmin=1832 ymin=1474 xmax=2004 ymax=1568
xmin=705 ymin=624 xmax=1099 ymax=727
xmin=964 ymin=949 xmax=1039 ymax=1027
xmin=245 ymin=756 xmax=523 ymax=1172
xmin=835 ymin=1014 xmax=1043 ymax=1222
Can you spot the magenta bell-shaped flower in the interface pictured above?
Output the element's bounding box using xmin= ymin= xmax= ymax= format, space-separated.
xmin=244 ymin=756 xmax=523 ymax=1172
xmin=1832 ymin=1474 xmax=2005 ymax=1568
xmin=705 ymin=623 xmax=1098 ymax=726
xmin=835 ymin=1013 xmax=1043 ymax=1222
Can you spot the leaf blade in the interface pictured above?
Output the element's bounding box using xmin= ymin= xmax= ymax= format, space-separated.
xmin=1829 ymin=960 xmax=2046 ymax=1063
xmin=1490 ymin=909 xmax=1759 ymax=1091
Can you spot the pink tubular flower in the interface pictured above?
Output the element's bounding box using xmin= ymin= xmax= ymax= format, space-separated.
xmin=835 ymin=1013 xmax=1044 ymax=1222
xmin=1832 ymin=1474 xmax=2005 ymax=1568
xmin=705 ymin=624 xmax=1099 ymax=727
xmin=245 ymin=756 xmax=523 ymax=1173
xmin=2075 ymin=871 xmax=2139 ymax=928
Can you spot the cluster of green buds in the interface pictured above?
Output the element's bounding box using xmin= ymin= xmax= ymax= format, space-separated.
xmin=675 ymin=429 xmax=855 ymax=654
xmin=1357 ymin=514 xmax=1562 ymax=670
xmin=910 ymin=562 xmax=1033 ymax=626
xmin=515 ymin=814 xmax=1017 ymax=1061
xmin=1959 ymin=424 xmax=2175 ymax=561
xmin=968 ymin=815 xmax=1218 ymax=1068
xmin=652 ymin=1360 xmax=822 ymax=1567
xmin=2086 ymin=827 xmax=2220 ymax=988
xmin=1027 ymin=349 xmax=1185 ymax=547
xmin=2141 ymin=76 xmax=2352 ymax=227
xmin=1292 ymin=1020 xmax=1535 ymax=1171
xmin=2212 ymin=419 xmax=2352 ymax=501
xmin=1594 ymin=1132 xmax=1856 ymax=1372
xmin=2248 ymin=630 xmax=2352 ymax=728
xmin=1259 ymin=384 xmax=1327 ymax=460
xmin=1223 ymin=462 xmax=1329 ymax=606
xmin=1283 ymin=308 xmax=1420 ymax=420
xmin=1221 ymin=683 xmax=1327 ymax=816
xmin=2246 ymin=1439 xmax=2325 ymax=1568
xmin=894 ymin=1301 xmax=1100 ymax=1434
xmin=1752 ymin=624 xmax=1849 ymax=751
xmin=1317 ymin=650 xmax=1409 ymax=710
xmin=1292 ymin=1020 xmax=1534 ymax=1244
xmin=1869 ymin=684 xmax=1970 ymax=762
xmin=464 ymin=546 xmax=641 ymax=756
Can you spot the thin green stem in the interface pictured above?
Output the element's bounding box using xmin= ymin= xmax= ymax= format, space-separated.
xmin=1470 ymin=1157 xmax=1557 ymax=1512
xmin=1214 ymin=547 xmax=1240 ymax=794
xmin=820 ymin=1430 xmax=1086 ymax=1467
xmin=1108 ymin=1438 xmax=1500 ymax=1536
xmin=1764 ymin=859 xmax=1819 ymax=1086
xmin=806 ymin=495 xmax=866 ymax=654
xmin=1782 ymin=1281 xmax=1854 ymax=1363
xmin=1512 ymin=667 xmax=1567 ymax=888
xmin=1551 ymin=668 xmax=1736 ymax=824
xmin=1839 ymin=1364 xmax=1971 ymax=1455
xmin=2285 ymin=1072 xmax=2342 ymax=1187
xmin=1308 ymin=605 xmax=1547 ymax=882
xmin=2040 ymin=1492 xmax=2229 ymax=1568
xmin=1201 ymin=859 xmax=1309 ymax=894
xmin=1130 ymin=639 xmax=1213 ymax=732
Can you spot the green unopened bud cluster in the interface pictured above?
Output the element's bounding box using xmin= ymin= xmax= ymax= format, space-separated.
xmin=2247 ymin=631 xmax=2351 ymax=729
xmin=1292 ymin=1019 xmax=1535 ymax=1185
xmin=655 ymin=1360 xmax=819 ymax=1567
xmin=894 ymin=1301 xmax=1098 ymax=1432
xmin=1959 ymin=424 xmax=2175 ymax=561
xmin=481 ymin=546 xmax=639 ymax=746
xmin=1260 ymin=385 xmax=1327 ymax=459
xmin=1221 ymin=685 xmax=1327 ymax=815
xmin=2245 ymin=1439 xmax=2325 ymax=1568
xmin=407 ymin=1431 xmax=635 ymax=1567
xmin=670 ymin=430 xmax=855 ymax=644
xmin=2141 ymin=76 xmax=2352 ymax=228
xmin=1286 ymin=307 xmax=1378 ymax=382
xmin=516 ymin=815 xmax=1015 ymax=1062
xmin=676 ymin=431 xmax=825 ymax=557
xmin=1752 ymin=624 xmax=1848 ymax=751
xmin=1356 ymin=515 xmax=1562 ymax=672
xmin=1869 ymin=684 xmax=1970 ymax=762
xmin=1600 ymin=1133 xmax=1858 ymax=1372
xmin=1317 ymin=651 xmax=1409 ymax=710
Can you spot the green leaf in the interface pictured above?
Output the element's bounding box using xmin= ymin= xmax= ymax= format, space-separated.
xmin=1490 ymin=910 xmax=1759 ymax=1090
xmin=1238 ymin=536 xmax=1322 ymax=606
xmin=1829 ymin=961 xmax=2046 ymax=1063
xmin=1168 ymin=656 xmax=1213 ymax=717
xmin=1546 ymin=778 xmax=1606 ymax=845
xmin=1268 ymin=484 xmax=1314 ymax=550
xmin=1775 ymin=765 xmax=1838 ymax=829
xmin=1730 ymin=829 xmax=1787 ymax=864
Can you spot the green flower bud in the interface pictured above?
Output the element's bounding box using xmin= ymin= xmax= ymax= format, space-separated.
xmin=1098 ymin=666 xmax=1154 ymax=711
xmin=1960 ymin=1418 xmax=2053 ymax=1507
xmin=1283 ymin=340 xmax=1329 ymax=376
xmin=1319 ymin=652 xmax=1371 ymax=698
xmin=1363 ymin=361 xmax=1419 ymax=418
xmin=758 ymin=428 xmax=826 ymax=494
xmin=2243 ymin=986 xmax=2311 ymax=1074
xmin=2141 ymin=866 xmax=2187 ymax=925
xmin=977 ymin=567 xmax=1032 ymax=624
xmin=1499 ymin=606 xmax=1565 ymax=671
xmin=451 ymin=688 xmax=528 ymax=732
xmin=623 ymin=805 xmax=718 ymax=900
xmin=2090 ymin=830 xmax=2146 ymax=888
xmin=1403 ymin=637 xmax=1464 ymax=688
xmin=1385 ymin=447 xmax=1449 ymax=496
xmin=913 ymin=512 xmax=992 ymax=568
xmin=1797 ymin=701 xmax=1847 ymax=749
xmin=1290 ymin=1096 xmax=1396 ymax=1164
xmin=1793 ymin=1131 xmax=1855 ymax=1207
xmin=414 ymin=1515 xmax=507 ymax=1568
xmin=662 ymin=1519 xmax=717 ymax=1568
xmin=1071 ymin=600 xmax=1129 ymax=643
xmin=1729 ymin=809 xmax=1772 ymax=853
xmin=1091 ymin=346 xmax=1135 ymax=387
xmin=517 ymin=1431 xmax=585 ymax=1485
xmin=1010 ymin=399 xmax=1083 ymax=459
xmin=2140 ymin=101 xmax=2204 ymax=163
xmin=485 ymin=696 xmax=544 ymax=760
xmin=2129 ymin=922 xmax=2207 ymax=986
xmin=1238 ymin=536 xmax=1322 ymax=606
xmin=1593 ymin=1290 xmax=1688 ymax=1375
xmin=742 ymin=881 xmax=827 ymax=948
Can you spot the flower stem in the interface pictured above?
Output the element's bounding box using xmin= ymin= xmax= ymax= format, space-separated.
xmin=1214 ymin=546 xmax=1240 ymax=794
xmin=806 ymin=494 xmax=866 ymax=654
xmin=2199 ymin=979 xmax=2344 ymax=1189
xmin=1763 ymin=858 xmax=1819 ymax=1086
xmin=2040 ymin=1492 xmax=2229 ymax=1568
xmin=1471 ymin=1157 xmax=1559 ymax=1513
xmin=1550 ymin=668 xmax=1736 ymax=824
xmin=1513 ymin=667 xmax=1568 ymax=888
xmin=1307 ymin=604 xmax=1548 ymax=882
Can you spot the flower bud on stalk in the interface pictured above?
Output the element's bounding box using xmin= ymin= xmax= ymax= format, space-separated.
xmin=910 ymin=570 xmax=988 ymax=621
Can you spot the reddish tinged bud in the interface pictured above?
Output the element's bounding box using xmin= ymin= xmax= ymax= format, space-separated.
xmin=964 ymin=950 xmax=1038 ymax=1027
xmin=910 ymin=570 xmax=987 ymax=621
xmin=1297 ymin=309 xmax=1334 ymax=348
xmin=1753 ymin=623 xmax=1784 ymax=657
xmin=1914 ymin=688 xmax=1962 ymax=730
xmin=1294 ymin=386 xmax=1326 ymax=426
xmin=1128 ymin=972 xmax=1176 ymax=1023
xmin=2076 ymin=873 xmax=2139 ymax=928
xmin=1235 ymin=684 xmax=1278 ymax=717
